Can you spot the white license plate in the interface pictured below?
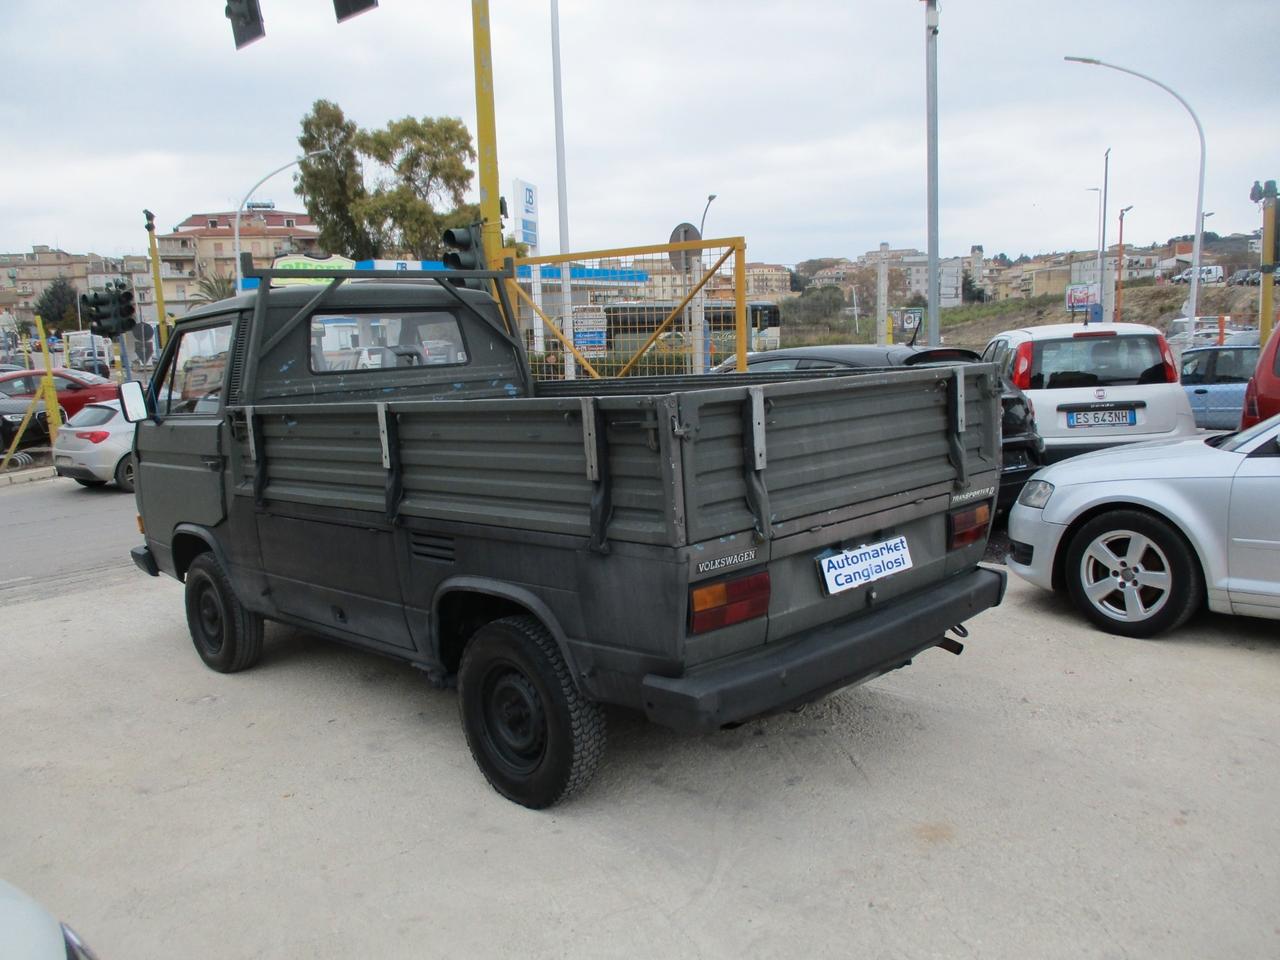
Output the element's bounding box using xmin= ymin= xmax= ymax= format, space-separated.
xmin=817 ymin=535 xmax=913 ymax=595
xmin=55 ymin=456 xmax=71 ymax=465
xmin=1067 ymin=409 xmax=1136 ymax=428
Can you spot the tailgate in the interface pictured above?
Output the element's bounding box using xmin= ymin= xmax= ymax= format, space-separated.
xmin=678 ymin=364 xmax=1001 ymax=654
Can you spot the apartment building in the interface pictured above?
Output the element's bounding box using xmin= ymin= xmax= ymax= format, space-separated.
xmin=0 ymin=245 xmax=152 ymax=327
xmin=157 ymin=208 xmax=321 ymax=315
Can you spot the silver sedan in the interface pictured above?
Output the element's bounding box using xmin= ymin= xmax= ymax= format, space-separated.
xmin=1007 ymin=414 xmax=1280 ymax=637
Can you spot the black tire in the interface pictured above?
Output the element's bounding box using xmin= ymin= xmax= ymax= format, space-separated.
xmin=74 ymin=478 xmax=107 ymax=487
xmin=184 ymin=552 xmax=263 ymax=673
xmin=457 ymin=615 xmax=605 ymax=808
xmin=114 ymin=454 xmax=135 ymax=493
xmin=1064 ymin=509 xmax=1202 ymax=638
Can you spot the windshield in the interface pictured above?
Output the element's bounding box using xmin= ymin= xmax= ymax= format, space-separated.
xmin=1031 ymin=335 xmax=1169 ymax=388
xmin=1216 ymin=414 xmax=1280 ymax=453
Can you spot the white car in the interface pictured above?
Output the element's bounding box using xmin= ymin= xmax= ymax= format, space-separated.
xmin=52 ymin=399 xmax=136 ymax=492
xmin=982 ymin=322 xmax=1196 ymax=463
xmin=1007 ymin=414 xmax=1280 ymax=637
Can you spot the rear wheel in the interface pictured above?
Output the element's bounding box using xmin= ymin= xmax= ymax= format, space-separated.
xmin=457 ymin=615 xmax=605 ymax=808
xmin=1065 ymin=510 xmax=1202 ymax=638
xmin=114 ymin=454 xmax=135 ymax=492
xmin=184 ymin=552 xmax=263 ymax=672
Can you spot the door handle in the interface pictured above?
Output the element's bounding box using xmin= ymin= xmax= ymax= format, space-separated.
xmin=201 ymin=455 xmax=224 ymax=470
xmin=1193 ymin=388 xmax=1208 ymax=395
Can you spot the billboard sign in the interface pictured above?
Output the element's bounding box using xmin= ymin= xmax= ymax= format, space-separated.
xmin=513 ymin=178 xmax=538 ymax=252
xmin=571 ymin=307 xmax=607 ymax=358
xmin=1066 ymin=283 xmax=1099 ymax=309
xmin=270 ymin=253 xmax=356 ymax=285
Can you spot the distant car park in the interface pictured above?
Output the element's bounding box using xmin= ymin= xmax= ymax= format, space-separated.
xmin=1179 ymin=345 xmax=1259 ymax=429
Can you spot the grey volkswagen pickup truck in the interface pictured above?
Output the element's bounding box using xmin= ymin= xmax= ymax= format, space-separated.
xmin=119 ymin=257 xmax=1005 ymax=807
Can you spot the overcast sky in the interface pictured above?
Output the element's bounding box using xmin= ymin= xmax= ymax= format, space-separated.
xmin=3 ymin=0 xmax=1276 ymax=266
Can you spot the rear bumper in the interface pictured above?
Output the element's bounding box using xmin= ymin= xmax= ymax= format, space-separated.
xmin=641 ymin=566 xmax=1007 ymax=732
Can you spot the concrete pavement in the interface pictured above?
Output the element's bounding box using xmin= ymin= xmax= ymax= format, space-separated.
xmin=1 ymin=478 xmax=1278 ymax=959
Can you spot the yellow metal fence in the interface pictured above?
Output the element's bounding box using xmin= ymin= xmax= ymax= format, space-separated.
xmin=506 ymin=237 xmax=748 ymax=380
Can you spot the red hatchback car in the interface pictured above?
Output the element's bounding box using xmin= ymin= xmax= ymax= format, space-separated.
xmin=1241 ymin=325 xmax=1280 ymax=428
xmin=0 ymin=368 xmax=117 ymax=420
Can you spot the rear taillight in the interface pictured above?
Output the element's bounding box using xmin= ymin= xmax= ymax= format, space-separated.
xmin=1156 ymin=334 xmax=1178 ymax=383
xmin=948 ymin=502 xmax=992 ymax=550
xmin=1241 ymin=376 xmax=1260 ymax=429
xmin=75 ymin=431 xmax=110 ymax=443
xmin=690 ymin=571 xmax=770 ymax=634
xmin=1010 ymin=342 xmax=1033 ymax=390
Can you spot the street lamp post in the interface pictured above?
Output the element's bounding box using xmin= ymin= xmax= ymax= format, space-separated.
xmin=1116 ymin=205 xmax=1133 ymax=322
xmin=699 ymin=194 xmax=717 ymax=237
xmin=1100 ymin=147 xmax=1110 ymax=320
xmin=1065 ymin=56 xmax=1206 ymax=323
xmin=1086 ymin=187 xmax=1102 ymax=322
xmin=234 ymin=149 xmax=330 ymax=292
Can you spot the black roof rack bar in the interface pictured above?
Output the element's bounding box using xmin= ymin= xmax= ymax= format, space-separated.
xmin=240 ymin=253 xmax=514 ymax=283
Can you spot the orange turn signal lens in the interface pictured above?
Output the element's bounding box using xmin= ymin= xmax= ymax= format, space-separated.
xmin=690 ymin=571 xmax=770 ymax=634
xmin=948 ymin=502 xmax=991 ymax=550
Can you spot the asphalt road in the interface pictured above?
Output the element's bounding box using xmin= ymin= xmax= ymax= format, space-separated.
xmin=2 ymin=477 xmax=1278 ymax=959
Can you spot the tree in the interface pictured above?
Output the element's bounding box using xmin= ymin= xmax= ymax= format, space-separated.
xmin=34 ymin=277 xmax=79 ymax=330
xmin=961 ymin=270 xmax=985 ymax=303
xmin=296 ymin=102 xmax=481 ymax=262
xmin=789 ymin=269 xmax=807 ymax=292
xmin=296 ymin=100 xmax=379 ymax=260
xmin=781 ymin=284 xmax=846 ymax=327
xmin=904 ymin=291 xmax=928 ymax=308
xmin=794 ymin=258 xmax=844 ymax=279
xmin=189 ymin=274 xmax=236 ymax=305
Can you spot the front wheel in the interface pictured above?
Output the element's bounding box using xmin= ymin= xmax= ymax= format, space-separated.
xmin=1064 ymin=510 xmax=1202 ymax=638
xmin=114 ymin=454 xmax=135 ymax=493
xmin=184 ymin=552 xmax=263 ymax=672
xmin=457 ymin=616 xmax=605 ymax=808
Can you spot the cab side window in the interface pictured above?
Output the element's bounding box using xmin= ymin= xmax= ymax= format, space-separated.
xmin=155 ymin=321 xmax=234 ymax=416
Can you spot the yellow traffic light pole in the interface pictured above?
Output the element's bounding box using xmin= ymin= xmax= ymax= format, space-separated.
xmin=144 ymin=210 xmax=170 ymax=349
xmin=1261 ymin=193 xmax=1275 ymax=345
xmin=33 ymin=313 xmax=63 ymax=442
xmin=471 ymin=0 xmax=505 ymax=273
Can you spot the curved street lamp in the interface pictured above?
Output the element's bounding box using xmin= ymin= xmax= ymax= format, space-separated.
xmin=1065 ymin=56 xmax=1206 ymax=321
xmin=234 ymin=148 xmax=331 ymax=291
xmin=699 ymin=194 xmax=717 ymax=237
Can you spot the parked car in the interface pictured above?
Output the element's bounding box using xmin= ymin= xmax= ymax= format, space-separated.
xmin=714 ymin=343 xmax=1044 ymax=508
xmin=52 ymin=399 xmax=135 ymax=491
xmin=0 ymin=368 xmax=116 ymax=420
xmin=982 ymin=323 xmax=1195 ymax=463
xmin=1179 ymin=345 xmax=1260 ymax=428
xmin=1241 ymin=324 xmax=1280 ymax=428
xmin=1228 ymin=269 xmax=1254 ymax=286
xmin=1008 ymin=413 xmax=1280 ymax=637
xmin=0 ymin=390 xmax=50 ymax=448
xmin=0 ymin=877 xmax=99 ymax=960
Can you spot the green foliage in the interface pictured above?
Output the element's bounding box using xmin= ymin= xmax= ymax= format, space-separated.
xmin=794 ymin=258 xmax=843 ymax=278
xmin=904 ymin=291 xmax=927 ymax=308
xmin=781 ymin=284 xmax=846 ymax=327
xmin=938 ymin=292 xmax=1057 ymax=328
xmin=296 ymin=100 xmax=479 ymax=261
xmin=189 ymin=274 xmax=236 ymax=305
xmin=961 ymin=270 xmax=985 ymax=303
xmin=789 ymin=269 xmax=807 ymax=292
xmin=34 ymin=277 xmax=79 ymax=329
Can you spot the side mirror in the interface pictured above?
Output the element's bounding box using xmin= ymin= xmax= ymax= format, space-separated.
xmin=118 ymin=380 xmax=149 ymax=423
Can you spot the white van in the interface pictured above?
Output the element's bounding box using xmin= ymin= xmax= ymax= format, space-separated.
xmin=1199 ymin=265 xmax=1224 ymax=283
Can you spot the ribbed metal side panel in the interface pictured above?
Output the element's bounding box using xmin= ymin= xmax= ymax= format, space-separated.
xmin=409 ymin=532 xmax=456 ymax=562
xmin=680 ymin=369 xmax=998 ymax=544
xmin=396 ymin=404 xmax=595 ymax=537
xmin=602 ymin=412 xmax=669 ymax=544
xmin=259 ymin=408 xmax=384 ymax=511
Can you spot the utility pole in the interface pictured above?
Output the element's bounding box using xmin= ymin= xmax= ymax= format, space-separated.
xmin=923 ymin=0 xmax=940 ymax=348
xmin=1099 ymin=147 xmax=1110 ymax=322
xmin=876 ymin=242 xmax=889 ymax=346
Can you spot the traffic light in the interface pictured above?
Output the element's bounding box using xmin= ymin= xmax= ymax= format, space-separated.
xmin=82 ymin=291 xmax=116 ymax=337
xmin=225 ymin=0 xmax=265 ymax=49
xmin=115 ymin=286 xmax=137 ymax=334
xmin=333 ymin=0 xmax=378 ymax=22
xmin=442 ymin=225 xmax=486 ymax=290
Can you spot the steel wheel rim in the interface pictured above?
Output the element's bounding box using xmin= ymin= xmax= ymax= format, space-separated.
xmin=1079 ymin=529 xmax=1173 ymax=624
xmin=195 ymin=580 xmax=224 ymax=653
xmin=479 ymin=662 xmax=547 ymax=776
